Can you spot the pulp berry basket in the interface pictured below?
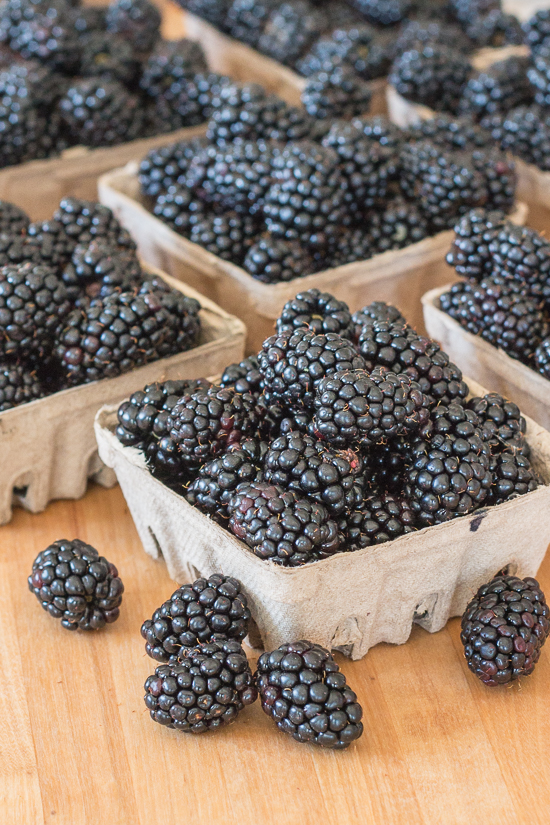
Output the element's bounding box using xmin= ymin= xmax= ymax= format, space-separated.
xmin=0 ymin=269 xmax=245 ymax=526
xmin=423 ymin=285 xmax=550 ymax=433
xmin=98 ymin=163 xmax=528 ymax=353
xmin=95 ymin=378 xmax=550 ymax=661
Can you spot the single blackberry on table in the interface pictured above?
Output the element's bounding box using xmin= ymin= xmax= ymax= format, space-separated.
xmin=461 ymin=573 xmax=550 ymax=686
xmin=483 ymin=105 xmax=550 ymax=172
xmin=258 ymin=328 xmax=366 ymax=409
xmin=152 ymin=188 xmax=207 ymax=236
xmin=367 ymin=198 xmax=430 ymax=253
xmin=79 ymin=31 xmax=140 ymax=87
xmin=523 ymin=9 xmax=550 ymax=55
xmin=389 ymin=45 xmax=471 ymax=113
xmin=58 ymin=78 xmax=144 ymax=148
xmin=228 ymin=481 xmax=342 ymax=565
xmin=466 ymin=10 xmax=523 ymax=48
xmin=140 ymin=38 xmax=207 ymax=99
xmin=264 ymin=431 xmax=363 ymax=516
xmin=0 ymin=360 xmax=43 ymax=409
xmin=459 ymin=57 xmax=534 ymax=121
xmin=0 ymin=200 xmax=28 ymax=235
xmin=224 ymin=0 xmax=277 ymax=46
xmin=179 ymin=0 xmax=231 ymax=28
xmin=258 ymin=1 xmax=323 ymax=68
xmin=139 ymin=137 xmax=210 ymax=198
xmin=167 ymin=384 xmax=259 ymax=470
xmin=105 ymin=0 xmax=161 ymax=54
xmin=535 ymin=337 xmax=550 ymax=379
xmin=28 ymin=538 xmax=124 ymax=631
xmin=528 ymin=46 xmax=550 ymax=108
xmin=186 ymin=438 xmax=268 ymax=519
xmin=406 ymin=114 xmax=492 ymax=152
xmin=351 ymin=301 xmax=405 ymax=341
xmin=301 ymin=66 xmax=373 ymax=121
xmin=313 ymin=367 xmax=429 ymax=448
xmin=62 ymin=239 xmax=141 ymax=303
xmin=0 ymin=262 xmax=71 ymax=359
xmin=5 ymin=0 xmax=79 ymax=72
xmin=243 ymin=235 xmax=316 ymax=283
xmin=466 ymin=393 xmax=529 ymax=456
xmin=352 ymin=0 xmax=409 ymax=25
xmin=445 ymin=208 xmax=507 ymax=281
xmin=345 ymin=493 xmax=417 ymax=549
xmin=276 ymin=289 xmax=354 ymax=339
xmin=256 ymin=640 xmax=363 ymax=748
xmin=141 ymin=574 xmax=251 ymax=662
xmin=189 ymin=211 xmax=260 ymax=265
xmin=487 ymin=452 xmax=539 ymax=506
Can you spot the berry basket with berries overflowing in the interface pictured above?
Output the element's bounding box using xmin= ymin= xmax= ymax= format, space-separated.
xmin=95 ymin=290 xmax=550 ymax=660
xmin=0 ymin=196 xmax=245 ymax=525
xmin=423 ymin=207 xmax=550 ymax=434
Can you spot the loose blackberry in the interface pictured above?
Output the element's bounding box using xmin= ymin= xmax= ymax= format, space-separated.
xmin=258 ymin=1 xmax=323 ymax=68
xmin=28 ymin=538 xmax=124 ymax=631
xmin=139 ymin=136 xmax=210 ymax=198
xmin=152 ymin=188 xmax=207 ymax=236
xmin=483 ymin=105 xmax=550 ymax=171
xmin=0 ymin=200 xmax=28 ymax=235
xmin=0 ymin=360 xmax=43 ymax=409
xmin=58 ymin=78 xmax=144 ymax=148
xmin=224 ymin=0 xmax=277 ymax=46
xmin=276 ymin=289 xmax=354 ymax=339
xmin=445 ymin=208 xmax=507 ymax=280
xmin=258 ymin=328 xmax=366 ymax=409
xmin=535 ymin=337 xmax=550 ymax=379
xmin=256 ymin=640 xmax=363 ymax=748
xmin=146 ymin=71 xmax=233 ymax=133
xmin=322 ymin=121 xmax=397 ymax=212
xmin=357 ymin=321 xmax=469 ymax=406
xmin=466 ymin=393 xmax=529 ymax=456
xmin=189 ymin=211 xmax=260 ymax=265
xmin=6 ymin=0 xmax=79 ymax=72
xmin=105 ymin=0 xmax=161 ymax=54
xmin=404 ymin=405 xmax=493 ymax=525
xmin=351 ymin=301 xmax=405 ymax=341
xmin=461 ymin=573 xmax=550 ymax=686
xmin=180 ymin=0 xmax=230 ymax=28
xmin=264 ymin=432 xmax=363 ymax=516
xmin=313 ymin=367 xmax=428 ymax=448
xmin=367 ymin=198 xmax=430 ymax=253
xmin=140 ymin=39 xmax=208 ymax=100
xmin=62 ymin=239 xmax=141 ymax=303
xmin=406 ymin=114 xmax=492 ymax=152
xmin=389 ymin=45 xmax=471 ymax=113
xmin=346 ymin=493 xmax=416 ymax=549
xmin=228 ymin=481 xmax=342 ymax=565
xmin=186 ymin=438 xmax=268 ymax=519
xmin=0 ymin=262 xmax=71 ymax=360
xmin=523 ymin=9 xmax=550 ymax=55
xmin=487 ymin=452 xmax=539 ymax=506
xmin=167 ymin=384 xmax=259 ymax=470
xmin=264 ymin=141 xmax=351 ymax=248
xmin=141 ymin=574 xmax=252 ymax=662
xmin=466 ymin=10 xmax=523 ymax=48
xmin=459 ymin=57 xmax=533 ymax=121
xmin=243 ymin=235 xmax=316 ymax=283
xmin=301 ymin=66 xmax=372 ymax=121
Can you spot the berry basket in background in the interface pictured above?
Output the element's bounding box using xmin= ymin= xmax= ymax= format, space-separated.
xmin=0 ymin=270 xmax=245 ymax=526
xmin=423 ymin=286 xmax=550 ymax=433
xmin=98 ymin=162 xmax=527 ymax=353
xmin=95 ymin=380 xmax=550 ymax=660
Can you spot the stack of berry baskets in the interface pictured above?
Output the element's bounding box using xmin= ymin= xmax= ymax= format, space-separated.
xmin=0 ymin=195 xmax=245 ymax=526
xmin=386 ymin=9 xmax=550 ymax=233
xmin=95 ymin=290 xmax=550 ymax=660
xmin=422 ymin=207 xmax=550 ymax=434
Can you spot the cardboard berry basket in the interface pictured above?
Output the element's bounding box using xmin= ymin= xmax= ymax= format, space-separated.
xmin=98 ymin=161 xmax=528 ymax=353
xmin=0 ymin=124 xmax=207 ymax=222
xmin=0 ymin=268 xmax=245 ymax=526
xmin=95 ymin=379 xmax=550 ymax=660
xmin=423 ymin=285 xmax=550 ymax=433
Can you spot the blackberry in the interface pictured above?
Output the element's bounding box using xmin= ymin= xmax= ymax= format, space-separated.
xmin=139 ymin=136 xmax=209 ymax=198
xmin=58 ymin=78 xmax=144 ymax=148
xmin=357 ymin=321 xmax=469 ymax=406
xmin=450 ymin=0 xmax=499 ymax=25
xmin=389 ymin=45 xmax=471 ymax=113
xmin=188 ymin=211 xmax=260 ymax=265
xmin=459 ymin=57 xmax=533 ymax=121
xmin=243 ymin=235 xmax=316 ymax=283
xmin=140 ymin=39 xmax=208 ymax=100
xmin=313 ymin=367 xmax=428 ymax=448
xmin=224 ymin=0 xmax=277 ymax=46
xmin=445 ymin=208 xmax=507 ymax=280
xmin=484 ymin=222 xmax=550 ymax=302
xmin=466 ymin=10 xmax=523 ymax=48
xmin=62 ymin=239 xmax=141 ymax=303
xmin=0 ymin=233 xmax=42 ymax=267
xmin=395 ymin=18 xmax=471 ymax=54
xmin=535 ymin=337 xmax=550 ymax=379
xmin=264 ymin=431 xmax=363 ymax=516
xmin=276 ymin=289 xmax=353 ymax=339
xmin=0 ymin=59 xmax=63 ymax=112
xmin=258 ymin=1 xmax=323 ymax=68
xmin=440 ymin=277 xmax=547 ymax=363
xmin=487 ymin=452 xmax=539 ymax=506
xmin=404 ymin=405 xmax=493 ymax=525
xmin=406 ymin=114 xmax=492 ymax=152
xmin=0 ymin=84 xmax=55 ymax=166
xmin=153 ymin=188 xmax=207 ymax=236
xmin=105 ymin=0 xmax=161 ymax=54
xmin=461 ymin=573 xmax=550 ymax=686
xmin=0 ymin=262 xmax=70 ymax=359
xmin=346 ymin=493 xmax=416 ymax=549
xmin=367 ymin=198 xmax=430 ymax=253
xmin=322 ymin=121 xmax=397 ymax=212
xmin=0 ymin=360 xmax=43 ymax=409
xmin=256 ymin=640 xmax=363 ymax=748
xmin=352 ymin=0 xmax=409 ymax=26
xmin=141 ymin=574 xmax=252 ymax=662
xmin=0 ymin=200 xmax=28 ymax=235
xmin=167 ymin=384 xmax=259 ymax=470
xmin=297 ymin=25 xmax=390 ymax=82
xmin=6 ymin=0 xmax=79 ymax=73
xmin=466 ymin=393 xmax=529 ymax=456
xmin=258 ymin=328 xmax=366 ymax=409
xmin=327 ymin=227 xmax=373 ymax=267
xmin=484 ymin=105 xmax=550 ymax=171
xmin=55 ymin=197 xmax=129 ymax=247
xmin=362 ymin=437 xmax=411 ymax=493
xmin=179 ymin=0 xmax=230 ymax=29
xmin=301 ymin=66 xmax=372 ymax=121
xmin=470 ymin=148 xmax=516 ymax=213
xmin=264 ymin=141 xmax=351 ymax=247
xmin=26 ymin=218 xmax=74 ymax=267
xmin=79 ymin=31 xmax=139 ymax=88
xmin=528 ymin=46 xmax=550 ymax=108
xmin=228 ymin=481 xmax=342 ymax=565
xmin=146 ymin=71 xmax=232 ymax=133
xmin=144 ymin=638 xmax=257 ymax=732
xmin=351 ymin=301 xmax=405 ymax=340
xmin=28 ymin=538 xmax=124 ymax=631
xmin=186 ymin=438 xmax=268 ymax=519
xmin=220 ymin=355 xmax=263 ymax=394
xmin=352 ymin=114 xmax=402 ymax=150
xmin=523 ymin=9 xmax=550 ymax=55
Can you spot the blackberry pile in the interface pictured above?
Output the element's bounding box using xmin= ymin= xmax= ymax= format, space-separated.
xmin=0 ymin=197 xmax=202 ymax=410
xmin=116 ymin=288 xmax=540 ymax=566
xmin=442 ymin=209 xmax=550 ymax=376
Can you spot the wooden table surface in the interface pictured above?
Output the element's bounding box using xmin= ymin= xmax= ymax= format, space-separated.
xmin=3 ymin=483 xmax=550 ymax=825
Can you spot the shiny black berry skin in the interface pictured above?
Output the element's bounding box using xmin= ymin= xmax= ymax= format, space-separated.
xmin=28 ymin=539 xmax=124 ymax=631
xmin=0 ymin=361 xmax=44 ymax=410
xmin=461 ymin=574 xmax=550 ymax=686
xmin=345 ymin=493 xmax=417 ymax=549
xmin=255 ymin=640 xmax=363 ymax=749
xmin=276 ymin=288 xmax=354 ymax=339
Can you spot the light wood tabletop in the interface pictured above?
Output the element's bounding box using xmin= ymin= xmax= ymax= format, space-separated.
xmin=3 ymin=482 xmax=550 ymax=825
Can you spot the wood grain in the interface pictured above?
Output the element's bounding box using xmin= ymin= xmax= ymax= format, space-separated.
xmin=2 ymin=483 xmax=550 ymax=825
